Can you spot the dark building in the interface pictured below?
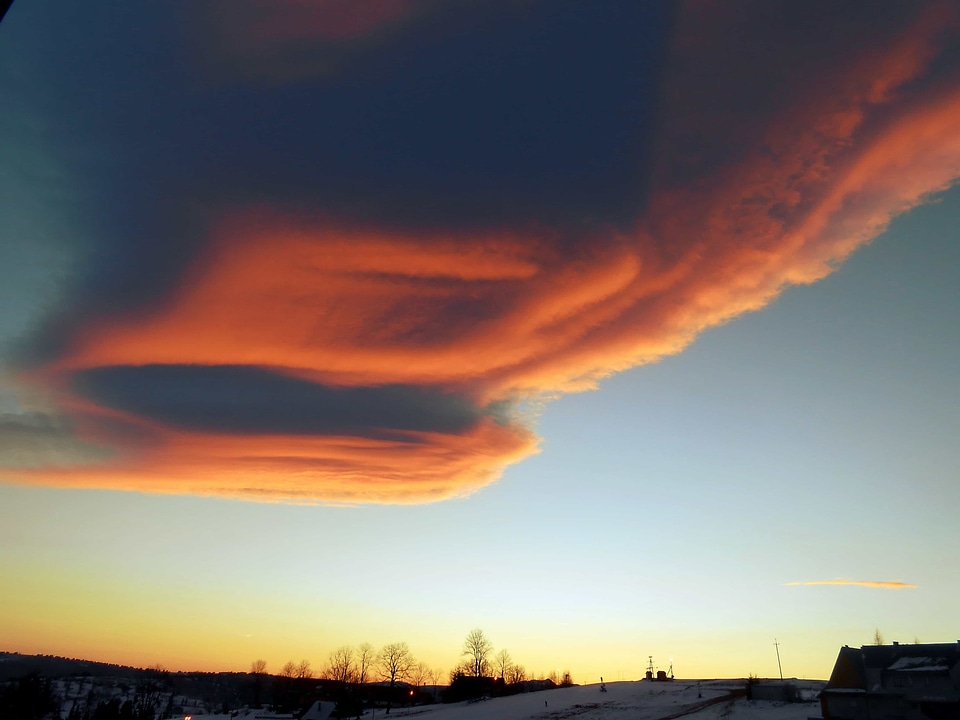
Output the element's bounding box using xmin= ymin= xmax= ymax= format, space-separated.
xmin=820 ymin=641 xmax=960 ymax=719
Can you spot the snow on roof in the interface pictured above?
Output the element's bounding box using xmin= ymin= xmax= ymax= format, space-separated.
xmin=887 ymin=656 xmax=951 ymax=672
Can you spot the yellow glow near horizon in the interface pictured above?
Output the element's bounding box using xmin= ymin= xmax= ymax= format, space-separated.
xmin=2 ymin=554 xmax=861 ymax=681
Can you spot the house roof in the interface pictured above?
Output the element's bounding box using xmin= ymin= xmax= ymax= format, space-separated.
xmin=862 ymin=642 xmax=960 ymax=672
xmin=827 ymin=646 xmax=867 ymax=689
xmin=826 ymin=642 xmax=960 ymax=690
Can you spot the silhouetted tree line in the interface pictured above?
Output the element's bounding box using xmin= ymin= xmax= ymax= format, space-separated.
xmin=0 ymin=673 xmax=59 ymax=720
xmin=65 ymin=697 xmax=152 ymax=720
xmin=0 ymin=664 xmax=187 ymax=720
xmin=242 ymin=628 xmax=570 ymax=716
xmin=62 ymin=667 xmax=171 ymax=720
xmin=0 ymin=628 xmax=572 ymax=720
xmin=443 ymin=628 xmax=572 ymax=702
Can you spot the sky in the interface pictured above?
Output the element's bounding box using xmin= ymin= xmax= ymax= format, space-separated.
xmin=1 ymin=0 xmax=959 ymax=683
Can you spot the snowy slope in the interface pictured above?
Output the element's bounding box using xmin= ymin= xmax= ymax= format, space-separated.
xmin=191 ymin=680 xmax=823 ymax=720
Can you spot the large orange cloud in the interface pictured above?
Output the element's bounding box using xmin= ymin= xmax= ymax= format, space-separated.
xmin=58 ymin=49 xmax=960 ymax=401
xmin=9 ymin=414 xmax=538 ymax=505
xmin=5 ymin=2 xmax=960 ymax=504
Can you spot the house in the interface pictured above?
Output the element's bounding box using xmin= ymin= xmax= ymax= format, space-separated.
xmin=820 ymin=641 xmax=960 ymax=719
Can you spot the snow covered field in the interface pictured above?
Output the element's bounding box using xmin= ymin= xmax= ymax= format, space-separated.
xmin=188 ymin=680 xmax=824 ymax=720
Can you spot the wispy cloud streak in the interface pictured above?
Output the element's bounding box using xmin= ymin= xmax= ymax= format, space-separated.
xmin=785 ymin=579 xmax=918 ymax=590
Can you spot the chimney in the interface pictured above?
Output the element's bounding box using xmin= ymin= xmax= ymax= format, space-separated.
xmin=893 ymin=641 xmax=898 ymax=646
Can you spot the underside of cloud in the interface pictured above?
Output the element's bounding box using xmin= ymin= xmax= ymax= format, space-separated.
xmin=2 ymin=1 xmax=960 ymax=503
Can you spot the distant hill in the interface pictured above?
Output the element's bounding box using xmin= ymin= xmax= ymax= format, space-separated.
xmin=0 ymin=652 xmax=145 ymax=681
xmin=1 ymin=652 xmax=261 ymax=717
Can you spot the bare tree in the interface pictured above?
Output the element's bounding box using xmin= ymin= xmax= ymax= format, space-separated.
xmin=296 ymin=659 xmax=313 ymax=679
xmin=326 ymin=646 xmax=355 ymax=684
xmin=429 ymin=668 xmax=443 ymax=700
xmin=494 ymin=649 xmax=512 ymax=680
xmin=410 ymin=661 xmax=431 ymax=690
xmin=507 ymin=664 xmax=526 ymax=685
xmin=275 ymin=660 xmax=303 ymax=712
xmin=449 ymin=660 xmax=473 ymax=683
xmin=250 ymin=660 xmax=267 ymax=708
xmin=462 ymin=628 xmax=492 ymax=677
xmin=133 ymin=665 xmax=168 ymax=720
xmin=378 ymin=642 xmax=414 ymax=713
xmin=356 ymin=642 xmax=376 ymax=685
xmin=874 ymin=628 xmax=884 ymax=646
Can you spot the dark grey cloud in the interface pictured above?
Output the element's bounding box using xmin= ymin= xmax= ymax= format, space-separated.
xmin=72 ymin=365 xmax=494 ymax=436
xmin=182 ymin=1 xmax=671 ymax=229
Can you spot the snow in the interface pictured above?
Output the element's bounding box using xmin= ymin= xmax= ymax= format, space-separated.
xmin=886 ymin=656 xmax=950 ymax=672
xmin=171 ymin=680 xmax=824 ymax=720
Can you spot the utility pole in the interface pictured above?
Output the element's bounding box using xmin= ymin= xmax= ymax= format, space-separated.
xmin=774 ymin=639 xmax=783 ymax=680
